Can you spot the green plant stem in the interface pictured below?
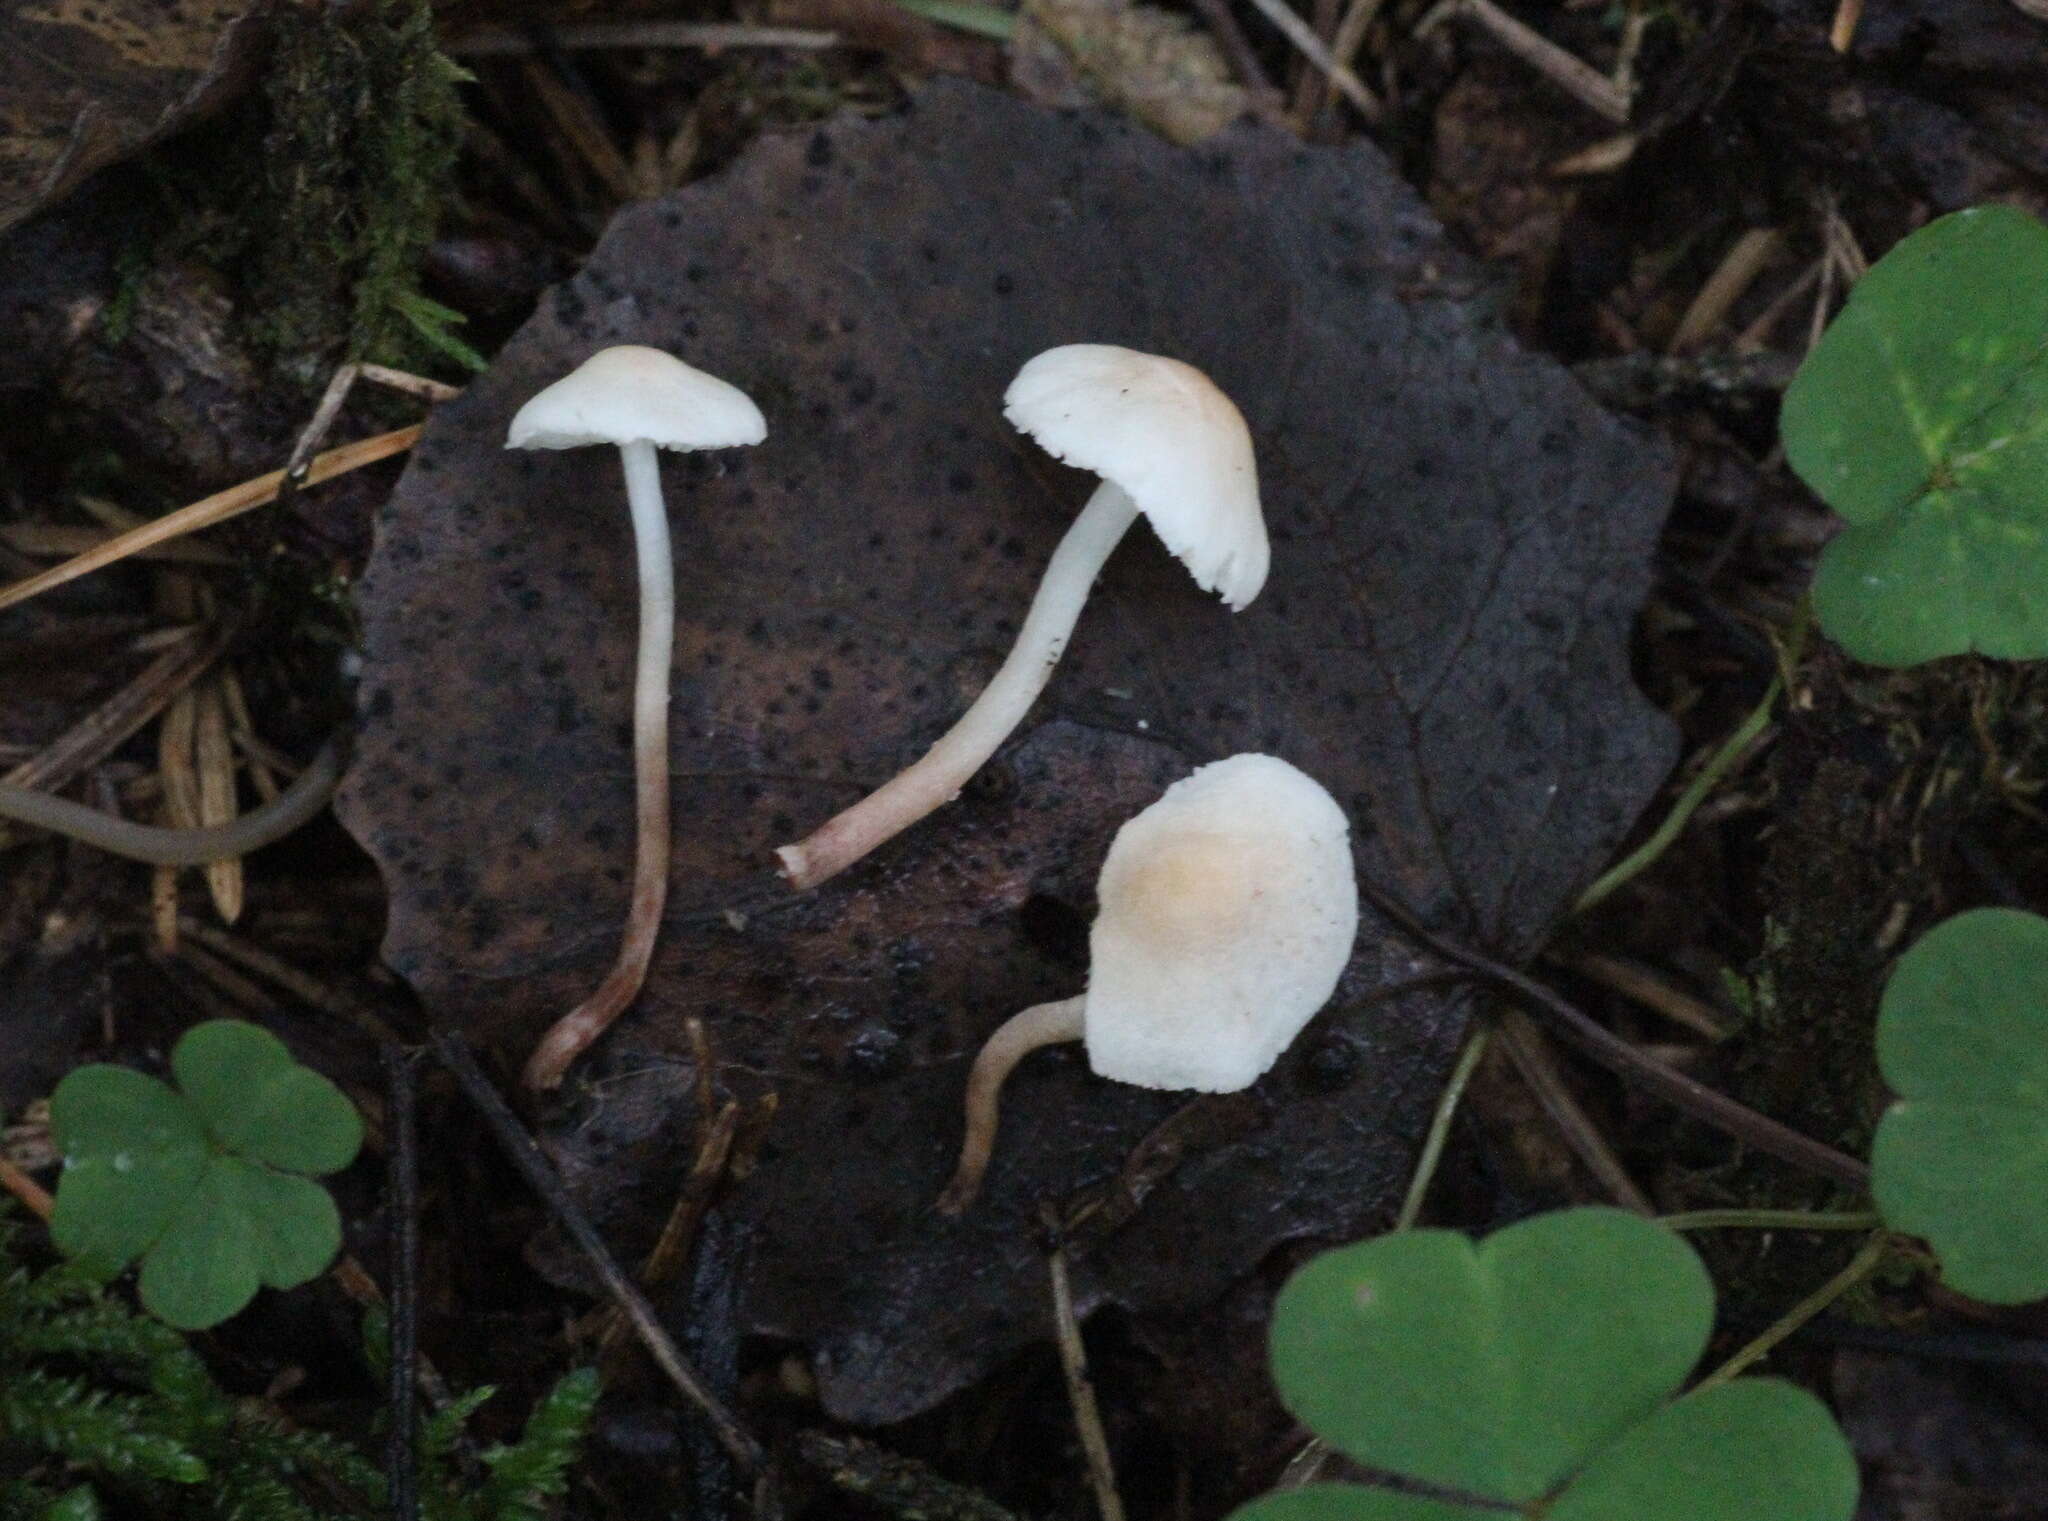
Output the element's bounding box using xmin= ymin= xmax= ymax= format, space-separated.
xmin=888 ymin=0 xmax=1018 ymax=38
xmin=1395 ymin=1024 xmax=1492 ymax=1230
xmin=1574 ymin=605 xmax=1809 ymax=916
xmin=1660 ymin=1209 xmax=1880 ymax=1233
xmin=1574 ymin=678 xmax=1780 ymax=916
xmin=1694 ymin=1231 xmax=1891 ymax=1391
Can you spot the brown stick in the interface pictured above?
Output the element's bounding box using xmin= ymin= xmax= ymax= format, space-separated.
xmin=1047 ymin=1227 xmax=1126 ymax=1521
xmin=0 ymin=426 xmax=423 ymax=613
xmin=0 ymin=1157 xmax=54 ymax=1221
xmin=1359 ymin=878 xmax=1871 ymax=1189
xmin=430 ymin=1030 xmax=764 ymax=1474
xmin=0 ymin=625 xmax=225 ymax=795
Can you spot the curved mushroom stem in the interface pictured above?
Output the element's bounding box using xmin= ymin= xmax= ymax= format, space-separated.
xmin=936 ymin=994 xmax=1088 ymax=1215
xmin=0 ymin=738 xmax=343 ymax=864
xmin=525 ymin=438 xmax=675 ymax=1090
xmin=778 ymin=482 xmax=1140 ymax=890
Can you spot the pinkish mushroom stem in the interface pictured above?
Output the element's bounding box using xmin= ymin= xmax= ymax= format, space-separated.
xmin=523 ymin=438 xmax=675 ymax=1090
xmin=777 ymin=482 xmax=1139 ymax=890
xmin=937 ymin=993 xmax=1088 ymax=1216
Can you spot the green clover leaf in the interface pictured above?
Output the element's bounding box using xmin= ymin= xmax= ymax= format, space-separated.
xmin=50 ymin=1020 xmax=363 ymax=1329
xmin=1233 ymin=1209 xmax=1857 ymax=1521
xmin=1781 ymin=205 xmax=2048 ymax=666
xmin=1872 ymin=908 xmax=2048 ymax=1304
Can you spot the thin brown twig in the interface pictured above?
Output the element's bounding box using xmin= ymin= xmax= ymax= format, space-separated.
xmin=0 ymin=426 xmax=424 ymax=613
xmin=0 ymin=524 xmax=233 ymax=565
xmin=1187 ymin=0 xmax=1281 ymax=105
xmin=1561 ymin=950 xmax=1730 ymax=1041
xmin=1044 ymin=1219 xmax=1125 ymax=1521
xmin=219 ymin=667 xmax=280 ymax=802
xmin=330 ymin=1256 xmax=464 ymax=1416
xmin=1495 ymin=1009 xmax=1655 ymax=1213
xmin=1239 ymin=0 xmax=1384 ymax=120
xmin=1359 ymin=878 xmax=1871 ymax=1189
xmin=0 ymin=625 xmax=226 ymax=794
xmin=1328 ymin=0 xmax=1392 ymax=85
xmin=429 ymin=1031 xmax=764 ymax=1474
xmin=175 ymin=918 xmax=409 ymax=1047
xmin=1668 ymin=227 xmax=1783 ymax=355
xmin=592 ymin=1100 xmax=740 ymax=1366
xmin=194 ymin=678 xmax=243 ymax=923
xmin=0 ymin=1157 xmax=54 ymax=1221
xmin=1449 ymin=0 xmax=1630 ymax=123
xmin=1828 ymin=0 xmax=1864 ymax=52
xmin=383 ymin=1044 xmax=421 ymax=1521
xmin=1733 ymin=255 xmax=1823 ymax=352
xmin=522 ymin=58 xmax=637 ymax=204
xmin=1287 ymin=0 xmax=1343 ymax=128
xmin=452 ymin=22 xmax=841 ymax=54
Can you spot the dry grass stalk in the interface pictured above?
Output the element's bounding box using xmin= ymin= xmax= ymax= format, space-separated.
xmin=0 ymin=524 xmax=233 ymax=565
xmin=1564 ymin=951 xmax=1732 ymax=1040
xmin=1239 ymin=0 xmax=1383 ymax=120
xmin=0 ymin=425 xmax=424 ymax=614
xmin=1496 ymin=1009 xmax=1656 ymax=1213
xmin=220 ymin=667 xmax=281 ymax=802
xmin=1048 ymin=1231 xmax=1127 ymax=1521
xmin=194 ymin=678 xmax=245 ymax=922
xmin=452 ymin=22 xmax=840 ymax=55
xmin=0 ymin=625 xmax=225 ymax=795
xmin=1668 ymin=227 xmax=1783 ymax=355
xmin=1437 ymin=0 xmax=1630 ymax=124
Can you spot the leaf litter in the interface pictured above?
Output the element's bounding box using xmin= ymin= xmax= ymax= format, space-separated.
xmin=338 ymin=79 xmax=1678 ymax=1423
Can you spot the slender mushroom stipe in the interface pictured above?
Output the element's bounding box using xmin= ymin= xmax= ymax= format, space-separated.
xmin=506 ymin=346 xmax=766 ymax=1089
xmin=777 ymin=344 xmax=1268 ymax=890
xmin=938 ymin=754 xmax=1357 ymax=1213
xmin=935 ymin=996 xmax=1087 ymax=1215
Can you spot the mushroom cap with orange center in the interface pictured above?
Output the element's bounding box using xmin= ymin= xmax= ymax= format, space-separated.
xmin=1084 ymin=753 xmax=1358 ymax=1091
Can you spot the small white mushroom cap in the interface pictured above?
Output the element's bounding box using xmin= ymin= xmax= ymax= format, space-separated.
xmin=507 ymin=344 xmax=767 ymax=452
xmin=1003 ymin=344 xmax=1268 ymax=610
xmin=1085 ymin=753 xmax=1357 ymax=1091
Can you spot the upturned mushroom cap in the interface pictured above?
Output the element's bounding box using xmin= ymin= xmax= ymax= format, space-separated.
xmin=1084 ymin=753 xmax=1356 ymax=1091
xmin=507 ymin=344 xmax=767 ymax=452
xmin=1003 ymin=344 xmax=1268 ymax=609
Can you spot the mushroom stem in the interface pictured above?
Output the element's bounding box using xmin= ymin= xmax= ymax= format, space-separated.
xmin=936 ymin=994 xmax=1088 ymax=1215
xmin=0 ymin=738 xmax=343 ymax=864
xmin=524 ymin=438 xmax=676 ymax=1090
xmin=778 ymin=481 xmax=1141 ymax=890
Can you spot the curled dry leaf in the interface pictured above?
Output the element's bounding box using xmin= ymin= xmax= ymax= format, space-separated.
xmin=1014 ymin=0 xmax=1249 ymax=145
xmin=338 ymin=81 xmax=1677 ymax=1423
xmin=0 ymin=0 xmax=271 ymax=234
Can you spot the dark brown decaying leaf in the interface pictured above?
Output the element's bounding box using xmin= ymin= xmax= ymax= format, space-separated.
xmin=338 ymin=80 xmax=1677 ymax=1423
xmin=0 ymin=0 xmax=270 ymax=234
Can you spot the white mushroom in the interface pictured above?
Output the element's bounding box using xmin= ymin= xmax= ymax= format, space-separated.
xmin=937 ymin=753 xmax=1356 ymax=1214
xmin=506 ymin=345 xmax=766 ymax=1090
xmin=776 ymin=344 xmax=1268 ymax=891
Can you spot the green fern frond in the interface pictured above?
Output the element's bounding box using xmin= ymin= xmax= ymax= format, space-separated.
xmin=473 ymin=1368 xmax=600 ymax=1521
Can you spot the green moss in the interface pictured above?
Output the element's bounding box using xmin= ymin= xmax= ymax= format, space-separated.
xmin=0 ymin=1213 xmax=599 ymax=1521
xmin=241 ymin=0 xmax=474 ymax=382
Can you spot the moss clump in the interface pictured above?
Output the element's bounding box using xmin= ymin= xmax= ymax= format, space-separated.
xmin=242 ymin=0 xmax=477 ymax=382
xmin=0 ymin=1214 xmax=600 ymax=1521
